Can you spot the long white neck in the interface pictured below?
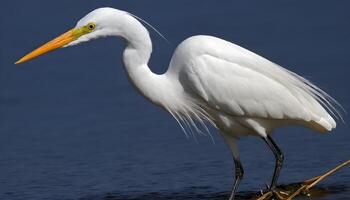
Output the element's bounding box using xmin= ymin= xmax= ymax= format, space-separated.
xmin=120 ymin=14 xmax=172 ymax=107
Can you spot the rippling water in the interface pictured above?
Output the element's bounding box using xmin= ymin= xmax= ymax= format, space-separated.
xmin=1 ymin=1 xmax=349 ymax=200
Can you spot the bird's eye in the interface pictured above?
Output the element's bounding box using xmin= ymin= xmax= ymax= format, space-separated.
xmin=87 ymin=23 xmax=96 ymax=31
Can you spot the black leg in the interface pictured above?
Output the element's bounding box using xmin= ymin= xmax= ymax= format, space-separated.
xmin=263 ymin=135 xmax=284 ymax=190
xmin=221 ymin=133 xmax=243 ymax=200
xmin=229 ymin=158 xmax=244 ymax=200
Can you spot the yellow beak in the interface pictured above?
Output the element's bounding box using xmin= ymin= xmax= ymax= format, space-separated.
xmin=15 ymin=29 xmax=79 ymax=64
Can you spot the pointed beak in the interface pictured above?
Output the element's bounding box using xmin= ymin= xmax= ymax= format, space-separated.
xmin=15 ymin=28 xmax=79 ymax=64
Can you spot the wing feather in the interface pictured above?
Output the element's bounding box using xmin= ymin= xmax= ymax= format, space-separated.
xmin=172 ymin=36 xmax=339 ymax=131
xmin=187 ymin=54 xmax=311 ymax=121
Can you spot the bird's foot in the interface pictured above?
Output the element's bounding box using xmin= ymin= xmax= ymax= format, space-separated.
xmin=263 ymin=186 xmax=290 ymax=200
xmin=271 ymin=188 xmax=290 ymax=200
xmin=256 ymin=186 xmax=290 ymax=200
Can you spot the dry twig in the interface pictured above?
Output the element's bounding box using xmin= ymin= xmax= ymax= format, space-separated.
xmin=254 ymin=160 xmax=350 ymax=200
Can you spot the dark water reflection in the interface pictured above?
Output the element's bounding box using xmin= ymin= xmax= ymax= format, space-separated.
xmin=80 ymin=184 xmax=349 ymax=200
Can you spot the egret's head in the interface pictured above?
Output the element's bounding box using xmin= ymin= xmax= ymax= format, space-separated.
xmin=15 ymin=7 xmax=131 ymax=64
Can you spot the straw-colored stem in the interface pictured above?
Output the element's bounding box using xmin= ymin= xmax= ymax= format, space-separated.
xmin=254 ymin=159 xmax=350 ymax=200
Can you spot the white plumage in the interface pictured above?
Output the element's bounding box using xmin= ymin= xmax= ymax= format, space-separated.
xmin=16 ymin=7 xmax=341 ymax=200
xmin=169 ymin=35 xmax=338 ymax=137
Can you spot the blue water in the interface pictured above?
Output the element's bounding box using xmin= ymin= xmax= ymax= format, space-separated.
xmin=1 ymin=1 xmax=349 ymax=199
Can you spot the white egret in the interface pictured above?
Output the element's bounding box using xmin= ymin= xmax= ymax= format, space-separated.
xmin=16 ymin=7 xmax=341 ymax=200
